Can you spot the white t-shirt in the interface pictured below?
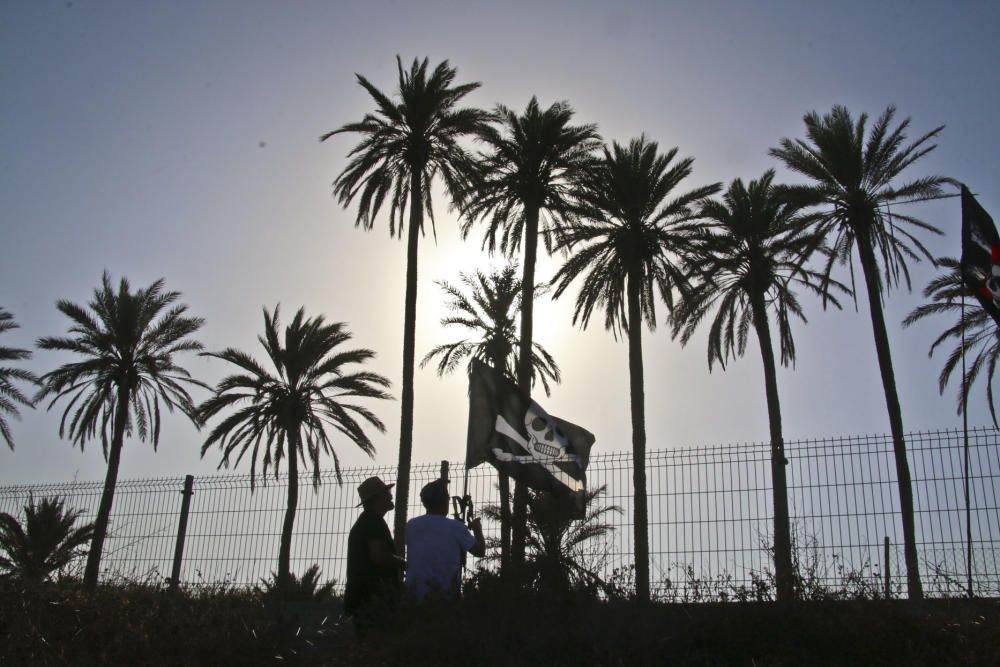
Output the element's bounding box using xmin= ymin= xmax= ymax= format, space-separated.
xmin=404 ymin=513 xmax=476 ymax=601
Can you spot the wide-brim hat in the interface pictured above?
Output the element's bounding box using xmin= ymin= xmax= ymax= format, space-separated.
xmin=356 ymin=476 xmax=394 ymax=507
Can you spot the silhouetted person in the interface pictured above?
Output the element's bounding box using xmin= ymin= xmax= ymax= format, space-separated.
xmin=404 ymin=479 xmax=485 ymax=602
xmin=344 ymin=476 xmax=403 ymax=638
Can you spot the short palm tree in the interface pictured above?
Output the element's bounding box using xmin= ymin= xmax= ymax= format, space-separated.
xmin=322 ymin=56 xmax=491 ymax=551
xmin=481 ymin=484 xmax=621 ymax=596
xmin=0 ymin=495 xmax=95 ymax=581
xmin=35 ymin=272 xmax=205 ymax=590
xmin=421 ymin=263 xmax=561 ymax=570
xmin=460 ymin=96 xmax=601 ymax=566
xmin=672 ymin=170 xmax=847 ymax=601
xmin=550 ymin=135 xmax=721 ymax=601
xmin=0 ymin=307 xmax=40 ymax=450
xmin=903 ymin=257 xmax=1000 ymax=424
xmin=770 ymin=105 xmax=953 ymax=599
xmin=198 ymin=306 xmax=392 ymax=586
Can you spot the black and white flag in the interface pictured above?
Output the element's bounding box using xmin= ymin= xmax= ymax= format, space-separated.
xmin=466 ymin=358 xmax=594 ymax=496
xmin=961 ymin=184 xmax=1000 ymax=327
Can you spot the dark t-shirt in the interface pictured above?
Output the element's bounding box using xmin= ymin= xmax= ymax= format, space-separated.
xmin=343 ymin=510 xmax=399 ymax=615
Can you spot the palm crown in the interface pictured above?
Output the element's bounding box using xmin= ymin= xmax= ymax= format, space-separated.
xmin=769 ymin=105 xmax=952 ymax=297
xmin=903 ymin=257 xmax=1000 ymax=425
xmin=0 ymin=308 xmax=39 ymax=450
xmin=551 ymin=135 xmax=721 ymax=332
xmin=36 ymin=272 xmax=206 ymax=455
xmin=460 ymin=96 xmax=602 ymax=255
xmin=199 ymin=306 xmax=392 ymax=487
xmin=674 ymin=170 xmax=846 ymax=369
xmin=322 ymin=55 xmax=491 ymax=237
xmin=421 ymin=264 xmax=561 ymax=395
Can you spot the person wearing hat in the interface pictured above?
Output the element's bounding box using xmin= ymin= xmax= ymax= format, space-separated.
xmin=403 ymin=478 xmax=485 ymax=602
xmin=344 ymin=476 xmax=404 ymax=638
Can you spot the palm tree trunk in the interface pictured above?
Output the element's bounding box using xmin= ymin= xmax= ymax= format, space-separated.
xmin=750 ymin=294 xmax=794 ymax=601
xmin=491 ymin=349 xmax=512 ymax=573
xmin=393 ymin=168 xmax=423 ymax=555
xmin=856 ymin=234 xmax=923 ymax=599
xmin=626 ymin=269 xmax=650 ymax=603
xmin=512 ymin=204 xmax=541 ymax=571
xmin=83 ymin=385 xmax=129 ymax=590
xmin=278 ymin=432 xmax=299 ymax=587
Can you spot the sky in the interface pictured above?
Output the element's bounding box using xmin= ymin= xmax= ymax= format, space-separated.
xmin=2 ymin=0 xmax=999 ymax=488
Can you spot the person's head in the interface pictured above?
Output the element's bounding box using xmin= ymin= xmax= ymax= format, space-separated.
xmin=357 ymin=476 xmax=394 ymax=516
xmin=419 ymin=479 xmax=450 ymax=515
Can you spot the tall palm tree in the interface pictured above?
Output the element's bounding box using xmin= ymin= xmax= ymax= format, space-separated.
xmin=770 ymin=105 xmax=953 ymax=599
xmin=550 ymin=135 xmax=721 ymax=601
xmin=198 ymin=306 xmax=392 ymax=586
xmin=460 ymin=97 xmax=601 ymax=566
xmin=672 ymin=171 xmax=847 ymax=600
xmin=322 ymin=56 xmax=490 ymax=551
xmin=421 ymin=263 xmax=561 ymax=569
xmin=903 ymin=257 xmax=1000 ymax=424
xmin=0 ymin=495 xmax=95 ymax=581
xmin=0 ymin=308 xmax=40 ymax=450
xmin=35 ymin=272 xmax=206 ymax=590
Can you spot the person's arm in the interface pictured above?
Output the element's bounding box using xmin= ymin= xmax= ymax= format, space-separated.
xmin=368 ymin=539 xmax=405 ymax=569
xmin=467 ymin=517 xmax=486 ymax=558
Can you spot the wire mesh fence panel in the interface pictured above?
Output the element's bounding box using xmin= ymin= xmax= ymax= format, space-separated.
xmin=1 ymin=427 xmax=998 ymax=598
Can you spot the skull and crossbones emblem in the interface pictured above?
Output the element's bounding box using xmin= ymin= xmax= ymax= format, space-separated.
xmin=492 ymin=402 xmax=583 ymax=492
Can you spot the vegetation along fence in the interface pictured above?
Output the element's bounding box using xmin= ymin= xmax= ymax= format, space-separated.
xmin=2 ymin=427 xmax=998 ymax=600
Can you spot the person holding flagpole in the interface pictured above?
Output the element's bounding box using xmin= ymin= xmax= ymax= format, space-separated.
xmin=404 ymin=478 xmax=485 ymax=602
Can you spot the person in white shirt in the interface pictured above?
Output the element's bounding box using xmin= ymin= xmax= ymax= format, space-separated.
xmin=404 ymin=478 xmax=485 ymax=602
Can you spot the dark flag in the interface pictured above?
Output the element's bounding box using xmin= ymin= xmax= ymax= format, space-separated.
xmin=466 ymin=358 xmax=594 ymax=496
xmin=961 ymin=184 xmax=1000 ymax=326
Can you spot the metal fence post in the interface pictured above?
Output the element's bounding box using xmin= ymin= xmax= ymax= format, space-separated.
xmin=884 ymin=536 xmax=891 ymax=599
xmin=168 ymin=475 xmax=195 ymax=590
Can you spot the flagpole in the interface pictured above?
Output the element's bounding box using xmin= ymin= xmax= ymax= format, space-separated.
xmin=959 ymin=182 xmax=973 ymax=598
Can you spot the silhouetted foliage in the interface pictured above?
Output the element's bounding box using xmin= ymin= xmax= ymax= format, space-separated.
xmin=771 ymin=105 xmax=955 ymax=599
xmin=256 ymin=563 xmax=337 ymax=603
xmin=0 ymin=496 xmax=95 ymax=582
xmin=903 ymin=256 xmax=1000 ymax=425
xmin=421 ymin=263 xmax=560 ymax=396
xmin=35 ymin=272 xmax=206 ymax=590
xmin=0 ymin=307 xmax=39 ymax=450
xmin=672 ymin=170 xmax=847 ymax=600
xmin=550 ymin=135 xmax=720 ymax=601
xmin=198 ymin=305 xmax=391 ymax=586
xmin=517 ymin=485 xmax=620 ymax=596
xmin=323 ymin=56 xmax=491 ymax=551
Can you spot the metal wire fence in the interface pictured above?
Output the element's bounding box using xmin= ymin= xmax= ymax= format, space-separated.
xmin=2 ymin=427 xmax=998 ymax=599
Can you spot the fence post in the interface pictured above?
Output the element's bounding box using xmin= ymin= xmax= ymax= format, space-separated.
xmin=168 ymin=475 xmax=195 ymax=591
xmin=440 ymin=460 xmax=449 ymax=482
xmin=884 ymin=536 xmax=891 ymax=599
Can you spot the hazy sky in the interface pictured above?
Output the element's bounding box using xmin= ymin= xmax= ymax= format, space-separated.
xmin=3 ymin=0 xmax=999 ymax=487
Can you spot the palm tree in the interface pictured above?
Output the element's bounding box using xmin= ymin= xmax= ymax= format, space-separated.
xmin=0 ymin=308 xmax=40 ymax=450
xmin=770 ymin=105 xmax=953 ymax=599
xmin=672 ymin=170 xmax=847 ymax=600
xmin=460 ymin=97 xmax=602 ymax=566
xmin=322 ymin=56 xmax=490 ymax=551
xmin=903 ymin=257 xmax=1000 ymax=424
xmin=421 ymin=263 xmax=561 ymax=570
xmin=481 ymin=485 xmax=621 ymax=596
xmin=550 ymin=135 xmax=721 ymax=601
xmin=35 ymin=272 xmax=205 ymax=590
xmin=198 ymin=306 xmax=392 ymax=586
xmin=0 ymin=496 xmax=95 ymax=581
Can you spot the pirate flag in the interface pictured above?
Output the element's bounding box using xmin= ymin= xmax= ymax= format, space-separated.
xmin=961 ymin=184 xmax=1000 ymax=327
xmin=466 ymin=358 xmax=594 ymax=497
